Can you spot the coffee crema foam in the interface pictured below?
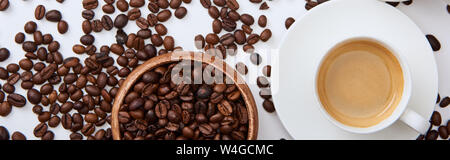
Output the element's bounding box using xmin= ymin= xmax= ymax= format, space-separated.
xmin=317 ymin=40 xmax=404 ymax=128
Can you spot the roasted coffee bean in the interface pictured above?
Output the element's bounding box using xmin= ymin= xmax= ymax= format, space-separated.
xmin=0 ymin=126 xmax=9 ymax=140
xmin=91 ymin=19 xmax=103 ymax=32
xmin=61 ymin=113 xmax=72 ymax=129
xmin=7 ymin=94 xmax=26 ymax=107
xmin=426 ymin=34 xmax=440 ymax=51
xmin=2 ymin=84 xmax=14 ymax=93
xmin=163 ymin=36 xmax=175 ymax=51
xmin=260 ymin=29 xmax=272 ymax=42
xmin=263 ymin=99 xmax=275 ymax=113
xmin=200 ymin=0 xmax=211 ymax=8
xmin=22 ymin=41 xmax=37 ymax=53
xmin=439 ymin=96 xmax=450 ymax=107
xmin=101 ymin=15 xmax=114 ymax=30
xmin=24 ymin=21 xmax=37 ymax=34
xmin=208 ymin=6 xmax=219 ymax=19
xmin=260 ymin=2 xmax=269 ymax=10
xmin=33 ymin=31 xmax=43 ymax=45
xmin=114 ymin=0 xmax=127 ymax=11
xmin=85 ymin=113 xmax=98 ymax=123
xmin=114 ymin=14 xmax=128 ymax=28
xmin=258 ymin=15 xmax=267 ymax=27
xmin=82 ymin=9 xmax=95 ymax=20
xmin=0 ymin=0 xmax=9 ymax=11
xmin=0 ymin=48 xmax=9 ymax=62
xmin=212 ymin=19 xmax=222 ymax=34
xmin=259 ymin=88 xmax=272 ymax=100
xmin=0 ymin=102 xmax=11 ymax=117
xmin=45 ymin=10 xmax=62 ymax=22
xmin=222 ymin=18 xmax=236 ymax=32
xmin=82 ymin=20 xmax=92 ymax=34
xmin=263 ymin=65 xmax=271 ymax=77
xmin=102 ymin=4 xmax=115 ymax=14
xmin=80 ymin=34 xmax=95 ymax=45
xmin=27 ymin=89 xmax=42 ymax=104
xmin=205 ymin=33 xmax=219 ymax=45
xmin=256 ymin=76 xmax=270 ymax=88
xmin=157 ymin=9 xmax=172 ymax=22
xmin=174 ymin=7 xmax=187 ymax=19
xmin=194 ymin=35 xmax=205 ymax=49
xmin=70 ymin=133 xmax=83 ymax=140
xmin=169 ymin=0 xmax=182 ymax=9
xmin=129 ymin=0 xmax=144 ymax=7
xmin=226 ymin=0 xmax=239 ymax=10
xmin=18 ymin=58 xmax=33 ymax=71
xmin=33 ymin=123 xmax=48 ymax=137
xmin=285 ymin=17 xmax=295 ymax=29
xmin=426 ymin=130 xmax=438 ymax=140
xmin=128 ymin=8 xmax=141 ymax=20
xmin=155 ymin=24 xmax=167 ymax=36
xmin=235 ymin=62 xmax=248 ymax=75
xmin=305 ymin=1 xmax=318 ymax=10
xmin=11 ymin=132 xmax=26 ymax=140
xmin=250 ymin=53 xmax=262 ymax=65
xmin=35 ymin=5 xmax=46 ymax=20
xmin=137 ymin=29 xmax=152 ymax=39
xmin=41 ymin=131 xmax=54 ymax=140
xmin=81 ymin=123 xmax=95 ymax=136
xmin=148 ymin=2 xmax=160 ymax=13
xmin=219 ymin=33 xmax=235 ymax=46
xmin=48 ymin=116 xmax=60 ymax=128
xmin=83 ymin=0 xmax=99 ymax=9
xmin=438 ymin=126 xmax=448 ymax=139
xmin=136 ymin=17 xmax=149 ymax=29
xmin=247 ymin=34 xmax=260 ymax=45
xmin=147 ymin=14 xmax=158 ymax=27
xmin=430 ymin=111 xmax=441 ymax=126
xmin=15 ymin=33 xmax=25 ymax=44
xmin=240 ymin=14 xmax=254 ymax=25
xmin=57 ymin=20 xmax=69 ymax=34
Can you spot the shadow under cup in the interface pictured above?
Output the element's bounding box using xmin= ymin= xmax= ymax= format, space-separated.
xmin=315 ymin=38 xmax=412 ymax=133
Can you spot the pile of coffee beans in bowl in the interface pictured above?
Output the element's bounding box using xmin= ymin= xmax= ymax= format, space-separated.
xmin=118 ymin=60 xmax=249 ymax=140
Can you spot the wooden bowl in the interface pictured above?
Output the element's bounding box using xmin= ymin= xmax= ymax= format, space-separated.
xmin=111 ymin=51 xmax=258 ymax=140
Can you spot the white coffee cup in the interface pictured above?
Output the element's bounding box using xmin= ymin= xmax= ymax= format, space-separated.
xmin=314 ymin=37 xmax=430 ymax=135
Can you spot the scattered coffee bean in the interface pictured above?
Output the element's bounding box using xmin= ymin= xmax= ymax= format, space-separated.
xmin=0 ymin=48 xmax=10 ymax=62
xmin=440 ymin=96 xmax=449 ymax=107
xmin=11 ymin=131 xmax=26 ymax=140
xmin=0 ymin=126 xmax=9 ymax=140
xmin=250 ymin=53 xmax=262 ymax=65
xmin=426 ymin=34 xmax=441 ymax=51
xmin=263 ymin=99 xmax=275 ymax=113
xmin=305 ymin=1 xmax=318 ymax=10
xmin=45 ymin=10 xmax=62 ymax=22
xmin=262 ymin=65 xmax=271 ymax=77
xmin=174 ymin=7 xmax=187 ymax=19
xmin=35 ymin=5 xmax=46 ymax=20
xmin=285 ymin=17 xmax=295 ymax=29
xmin=0 ymin=0 xmax=8 ymax=11
xmin=425 ymin=130 xmax=438 ymax=140
xmin=430 ymin=111 xmax=441 ymax=126
xmin=438 ymin=126 xmax=448 ymax=139
xmin=260 ymin=2 xmax=269 ymax=10
xmin=58 ymin=20 xmax=69 ymax=34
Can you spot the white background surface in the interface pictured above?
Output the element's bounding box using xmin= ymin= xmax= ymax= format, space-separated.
xmin=0 ymin=0 xmax=448 ymax=140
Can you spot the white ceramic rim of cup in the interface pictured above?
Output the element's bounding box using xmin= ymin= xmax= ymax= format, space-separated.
xmin=313 ymin=37 xmax=413 ymax=134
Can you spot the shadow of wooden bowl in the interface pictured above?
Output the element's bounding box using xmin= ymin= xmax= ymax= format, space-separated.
xmin=111 ymin=51 xmax=258 ymax=140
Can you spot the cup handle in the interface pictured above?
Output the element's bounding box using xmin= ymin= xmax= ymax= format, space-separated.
xmin=399 ymin=108 xmax=430 ymax=134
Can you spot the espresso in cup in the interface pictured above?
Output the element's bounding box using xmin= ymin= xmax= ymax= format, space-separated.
xmin=317 ymin=39 xmax=404 ymax=128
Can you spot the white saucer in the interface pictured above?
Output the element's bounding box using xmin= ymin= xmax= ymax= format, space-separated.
xmin=272 ymin=0 xmax=438 ymax=139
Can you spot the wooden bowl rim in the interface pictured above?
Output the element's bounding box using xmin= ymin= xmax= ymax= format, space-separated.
xmin=111 ymin=51 xmax=259 ymax=140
